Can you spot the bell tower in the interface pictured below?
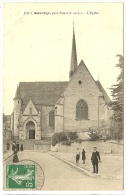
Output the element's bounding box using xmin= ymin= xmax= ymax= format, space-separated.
xmin=13 ymin=84 xmax=21 ymax=139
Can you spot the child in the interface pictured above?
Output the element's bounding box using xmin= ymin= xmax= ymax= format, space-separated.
xmin=76 ymin=148 xmax=80 ymax=164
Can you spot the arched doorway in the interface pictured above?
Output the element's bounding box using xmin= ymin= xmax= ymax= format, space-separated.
xmin=26 ymin=121 xmax=35 ymax=139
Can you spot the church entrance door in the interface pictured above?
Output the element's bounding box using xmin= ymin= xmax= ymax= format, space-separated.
xmin=29 ymin=130 xmax=35 ymax=139
xmin=26 ymin=121 xmax=35 ymax=140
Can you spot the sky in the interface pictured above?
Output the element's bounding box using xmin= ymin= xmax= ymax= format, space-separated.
xmin=3 ymin=2 xmax=123 ymax=115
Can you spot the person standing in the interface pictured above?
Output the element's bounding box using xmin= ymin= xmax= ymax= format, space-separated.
xmin=20 ymin=144 xmax=24 ymax=151
xmin=76 ymin=148 xmax=80 ymax=164
xmin=6 ymin=142 xmax=10 ymax=150
xmin=16 ymin=142 xmax=19 ymax=151
xmin=82 ymin=149 xmax=86 ymax=164
xmin=13 ymin=148 xmax=19 ymax=163
xmin=91 ymin=147 xmax=101 ymax=174
xmin=12 ymin=142 xmax=16 ymax=152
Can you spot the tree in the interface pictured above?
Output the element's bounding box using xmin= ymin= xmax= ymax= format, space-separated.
xmin=109 ymin=55 xmax=124 ymax=140
xmin=52 ymin=132 xmax=67 ymax=146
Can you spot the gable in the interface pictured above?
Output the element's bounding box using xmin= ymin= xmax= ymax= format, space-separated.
xmin=64 ymin=60 xmax=102 ymax=97
xmin=23 ymin=99 xmax=38 ymax=115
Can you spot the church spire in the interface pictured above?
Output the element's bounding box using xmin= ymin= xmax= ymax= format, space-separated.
xmin=69 ymin=22 xmax=78 ymax=79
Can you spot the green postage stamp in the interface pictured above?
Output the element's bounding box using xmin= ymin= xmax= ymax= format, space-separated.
xmin=6 ymin=164 xmax=36 ymax=189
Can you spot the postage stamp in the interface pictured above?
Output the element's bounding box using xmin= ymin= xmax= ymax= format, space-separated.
xmin=6 ymin=164 xmax=36 ymax=189
xmin=5 ymin=159 xmax=45 ymax=190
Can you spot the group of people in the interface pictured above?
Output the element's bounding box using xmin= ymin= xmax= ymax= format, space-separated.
xmin=6 ymin=141 xmax=24 ymax=152
xmin=12 ymin=142 xmax=24 ymax=163
xmin=76 ymin=147 xmax=101 ymax=174
xmin=12 ymin=142 xmax=24 ymax=152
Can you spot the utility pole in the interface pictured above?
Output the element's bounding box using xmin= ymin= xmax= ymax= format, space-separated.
xmin=98 ymin=96 xmax=99 ymax=131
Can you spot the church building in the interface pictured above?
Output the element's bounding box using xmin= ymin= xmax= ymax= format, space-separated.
xmin=11 ymin=26 xmax=112 ymax=140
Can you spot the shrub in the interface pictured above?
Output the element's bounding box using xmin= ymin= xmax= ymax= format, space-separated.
xmin=52 ymin=132 xmax=67 ymax=146
xmin=59 ymin=132 xmax=67 ymax=141
xmin=52 ymin=133 xmax=59 ymax=146
xmin=67 ymin=132 xmax=78 ymax=141
xmin=88 ymin=127 xmax=113 ymax=142
xmin=88 ymin=131 xmax=101 ymax=141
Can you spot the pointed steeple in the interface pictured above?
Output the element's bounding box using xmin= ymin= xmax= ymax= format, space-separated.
xmin=69 ymin=22 xmax=78 ymax=79
xmin=14 ymin=84 xmax=21 ymax=100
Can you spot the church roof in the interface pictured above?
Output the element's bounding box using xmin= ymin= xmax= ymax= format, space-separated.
xmin=95 ymin=81 xmax=111 ymax=104
xmin=16 ymin=80 xmax=110 ymax=114
xmin=14 ymin=85 xmax=21 ymax=99
xmin=18 ymin=80 xmax=110 ymax=109
xmin=19 ymin=82 xmax=68 ymax=106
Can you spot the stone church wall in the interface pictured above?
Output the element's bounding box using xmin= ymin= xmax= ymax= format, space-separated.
xmin=63 ymin=93 xmax=103 ymax=131
xmin=55 ymin=115 xmax=63 ymax=132
xmin=41 ymin=106 xmax=55 ymax=136
xmin=55 ymin=103 xmax=63 ymax=132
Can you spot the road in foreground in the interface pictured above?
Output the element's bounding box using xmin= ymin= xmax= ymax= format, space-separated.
xmin=4 ymin=151 xmax=123 ymax=190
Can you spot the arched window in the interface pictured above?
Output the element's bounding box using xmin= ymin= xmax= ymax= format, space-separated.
xmin=76 ymin=99 xmax=88 ymax=120
xmin=49 ymin=111 xmax=55 ymax=128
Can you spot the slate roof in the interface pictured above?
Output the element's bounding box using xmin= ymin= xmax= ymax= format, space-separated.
xmin=19 ymin=82 xmax=68 ymax=106
xmin=14 ymin=85 xmax=21 ymax=99
xmin=95 ymin=81 xmax=111 ymax=104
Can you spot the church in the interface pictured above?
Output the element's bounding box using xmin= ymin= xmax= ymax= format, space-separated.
xmin=11 ymin=26 xmax=112 ymax=141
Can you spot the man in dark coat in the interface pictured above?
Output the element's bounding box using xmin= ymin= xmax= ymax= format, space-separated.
xmin=91 ymin=147 xmax=101 ymax=174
